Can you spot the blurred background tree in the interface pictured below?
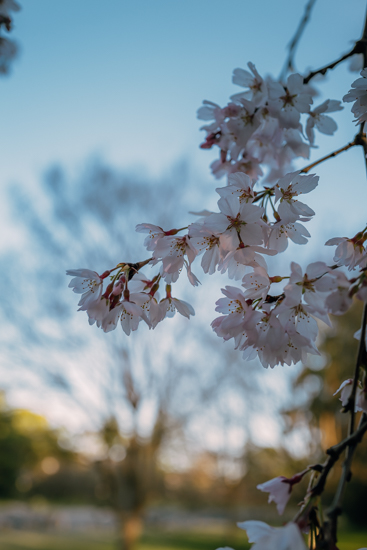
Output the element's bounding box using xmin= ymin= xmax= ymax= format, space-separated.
xmin=0 ymin=159 xmax=264 ymax=549
xmin=282 ymin=300 xmax=367 ymax=527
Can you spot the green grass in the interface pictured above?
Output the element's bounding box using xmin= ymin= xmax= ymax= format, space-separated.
xmin=0 ymin=528 xmax=364 ymax=550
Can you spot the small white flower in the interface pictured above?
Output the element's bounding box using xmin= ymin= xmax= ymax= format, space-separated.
xmin=238 ymin=520 xmax=307 ymax=550
xmin=231 ymin=62 xmax=267 ymax=106
xmin=268 ymin=221 xmax=311 ymax=252
xmin=159 ymin=296 xmax=195 ymax=320
xmin=343 ymin=68 xmax=367 ymax=126
xmin=257 ymin=471 xmax=307 ymax=515
xmin=257 ymin=477 xmax=291 ymax=515
xmin=274 ymin=171 xmax=318 ymax=224
xmin=67 ymin=269 xmax=103 ymax=310
xmin=268 ymin=73 xmax=313 ymax=129
xmin=325 ymin=235 xmax=366 ymax=271
xmin=305 ymin=100 xmax=343 ymax=145
xmin=334 ymin=379 xmax=367 ymax=413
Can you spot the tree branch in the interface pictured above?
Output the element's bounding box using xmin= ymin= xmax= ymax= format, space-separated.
xmin=303 ymin=46 xmax=360 ymax=84
xmin=279 ymin=0 xmax=317 ymax=82
xmin=300 ymin=140 xmax=358 ymax=174
xmin=304 ymin=5 xmax=367 ymax=84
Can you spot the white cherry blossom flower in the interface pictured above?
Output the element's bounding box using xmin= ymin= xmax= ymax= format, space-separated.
xmin=131 ymin=292 xmax=165 ymax=329
xmin=268 ymin=221 xmax=311 ymax=252
xmin=257 ymin=477 xmax=291 ymax=515
xmin=101 ymin=299 xmax=148 ymax=335
xmin=67 ymin=269 xmax=104 ymax=311
xmin=136 ymin=223 xmax=182 ymax=252
xmin=216 ymin=172 xmax=255 ymax=204
xmin=334 ymin=378 xmax=353 ymax=406
xmin=226 ymin=99 xmax=262 ymax=157
xmin=188 ymin=223 xmax=224 ymax=275
xmin=283 ymin=261 xmax=332 ymax=313
xmin=159 ymin=295 xmax=195 ymax=319
xmin=256 ymin=472 xmax=306 ymax=515
xmin=136 ymin=223 xmax=166 ymax=251
xmin=324 ymin=271 xmax=353 ymax=315
xmin=274 ymin=171 xmax=318 ymax=223
xmin=242 ymin=267 xmax=271 ymax=301
xmin=213 ymin=286 xmax=261 ymax=340
xmin=343 ymin=68 xmax=367 ymax=126
xmin=197 ymin=100 xmax=226 ymax=127
xmin=241 ymin=312 xmax=288 ymax=369
xmin=305 ymin=100 xmax=343 ymax=145
xmin=219 ymin=245 xmax=276 ymax=280
xmin=238 ymin=520 xmax=307 ymax=550
xmin=230 ymin=62 xmax=267 ymax=106
xmin=86 ymin=297 xmax=110 ymax=327
xmin=334 ymin=379 xmax=367 ymax=413
xmin=204 ymin=195 xmax=265 ymax=248
xmin=325 ymin=235 xmax=366 ymax=270
xmin=268 ymin=73 xmax=313 ymax=129
xmin=153 ymin=234 xmax=198 ymax=278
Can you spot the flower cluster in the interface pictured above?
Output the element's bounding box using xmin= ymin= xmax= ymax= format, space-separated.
xmin=67 ymin=267 xmax=195 ymax=336
xmin=198 ymin=63 xmax=342 ymax=181
xmin=67 ymin=161 xmax=367 ymax=369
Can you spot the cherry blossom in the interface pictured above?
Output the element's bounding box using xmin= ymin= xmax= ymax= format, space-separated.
xmin=153 ymin=234 xmax=198 ymax=281
xmin=242 ymin=267 xmax=271 ymax=301
xmin=305 ymin=100 xmax=343 ymax=145
xmin=268 ymin=220 xmax=311 ymax=252
xmin=188 ymin=223 xmax=223 ymax=275
xmin=257 ymin=471 xmax=308 ymax=515
xmin=159 ymin=295 xmax=195 ymax=320
xmin=230 ymin=62 xmax=267 ymax=106
xmin=101 ymin=298 xmax=149 ymax=335
xmin=325 ymin=233 xmax=367 ymax=270
xmin=67 ymin=269 xmax=104 ymax=311
xmin=257 ymin=477 xmax=292 ymax=515
xmin=268 ymin=73 xmax=313 ymax=129
xmin=334 ymin=379 xmax=367 ymax=413
xmin=237 ymin=520 xmax=307 ymax=550
xmin=343 ymin=68 xmax=367 ymax=126
xmin=274 ymin=171 xmax=318 ymax=223
xmin=282 ymin=261 xmax=332 ymax=312
xmin=216 ymin=172 xmax=255 ymax=203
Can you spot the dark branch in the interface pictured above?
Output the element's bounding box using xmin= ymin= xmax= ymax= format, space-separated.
xmin=300 ymin=139 xmax=359 ymax=174
xmin=279 ymin=0 xmax=317 ymax=82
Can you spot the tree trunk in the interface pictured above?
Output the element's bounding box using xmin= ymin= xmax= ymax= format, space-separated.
xmin=118 ymin=511 xmax=143 ymax=550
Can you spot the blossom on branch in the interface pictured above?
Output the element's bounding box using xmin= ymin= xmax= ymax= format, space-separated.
xmin=334 ymin=379 xmax=367 ymax=413
xmin=67 ymin=269 xmax=104 ymax=311
xmin=257 ymin=471 xmax=307 ymax=515
xmin=305 ymin=99 xmax=343 ymax=145
xmin=237 ymin=520 xmax=307 ymax=550
xmin=343 ymin=68 xmax=367 ymax=126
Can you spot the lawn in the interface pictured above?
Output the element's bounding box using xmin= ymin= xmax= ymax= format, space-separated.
xmin=0 ymin=527 xmax=365 ymax=550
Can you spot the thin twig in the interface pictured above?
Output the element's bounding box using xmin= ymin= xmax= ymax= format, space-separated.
xmin=323 ymin=414 xmax=367 ymax=548
xmin=300 ymin=140 xmax=358 ymax=174
xmin=304 ymin=5 xmax=367 ymax=84
xmin=279 ymin=0 xmax=317 ymax=82
xmin=348 ymin=305 xmax=367 ymax=433
xmin=310 ymin=418 xmax=367 ymax=499
xmin=303 ymin=46 xmax=359 ymax=84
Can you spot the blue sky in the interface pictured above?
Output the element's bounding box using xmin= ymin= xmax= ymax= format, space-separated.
xmin=1 ymin=0 xmax=367 ymax=450
xmin=1 ymin=0 xmax=364 ymax=184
